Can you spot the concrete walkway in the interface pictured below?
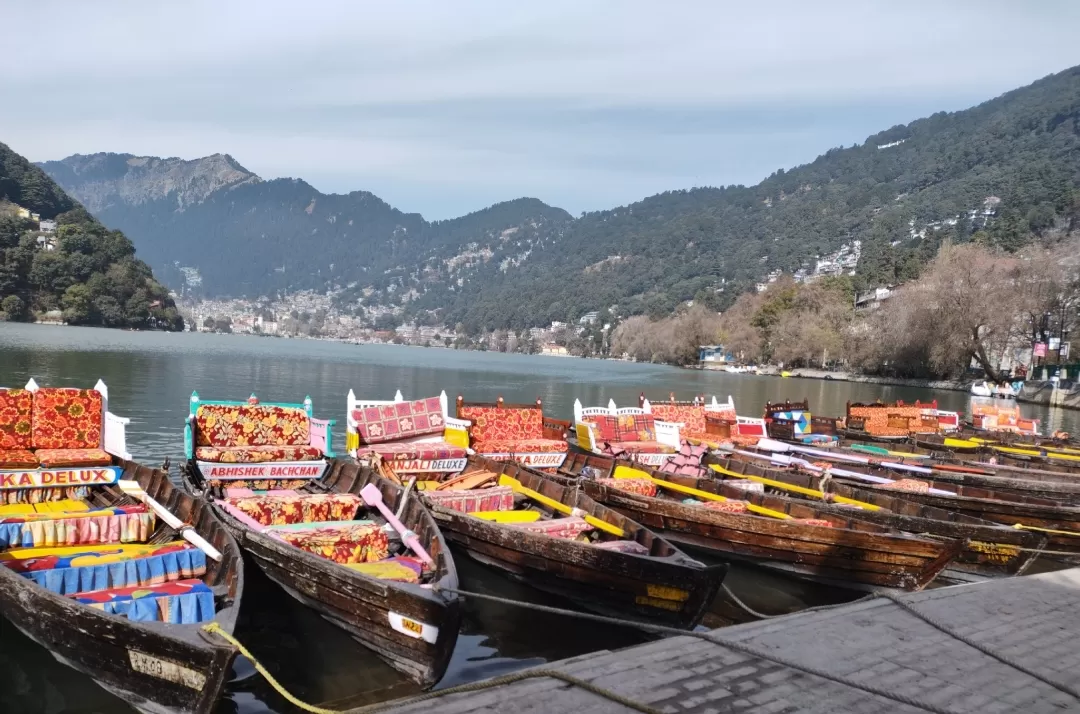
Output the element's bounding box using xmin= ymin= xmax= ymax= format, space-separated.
xmin=365 ymin=568 xmax=1080 ymax=713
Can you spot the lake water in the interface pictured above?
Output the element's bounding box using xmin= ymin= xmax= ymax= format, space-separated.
xmin=1 ymin=323 xmax=1076 ymax=713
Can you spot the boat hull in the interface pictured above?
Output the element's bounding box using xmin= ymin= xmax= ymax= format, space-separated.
xmin=434 ymin=457 xmax=725 ymax=629
xmin=185 ymin=459 xmax=461 ymax=689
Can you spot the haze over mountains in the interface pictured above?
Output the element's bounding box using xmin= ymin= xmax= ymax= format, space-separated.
xmin=39 ymin=65 xmax=1080 ymax=333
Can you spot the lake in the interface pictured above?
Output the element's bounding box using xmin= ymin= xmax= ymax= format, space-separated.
xmin=1 ymin=322 xmax=1075 ymax=713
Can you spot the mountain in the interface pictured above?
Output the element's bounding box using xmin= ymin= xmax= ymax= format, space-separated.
xmin=0 ymin=142 xmax=182 ymax=329
xmin=40 ymin=65 xmax=1080 ymax=332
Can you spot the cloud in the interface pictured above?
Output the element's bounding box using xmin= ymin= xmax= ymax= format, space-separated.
xmin=2 ymin=1 xmax=1078 ymax=218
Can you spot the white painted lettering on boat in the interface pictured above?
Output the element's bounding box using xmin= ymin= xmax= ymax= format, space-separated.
xmin=390 ymin=458 xmax=468 ymax=473
xmin=388 ymin=612 xmax=439 ymax=644
xmin=128 ymin=650 xmax=207 ymax=690
xmin=199 ymin=461 xmax=327 ymax=480
xmin=483 ymin=452 xmax=567 ymax=467
xmin=0 ymin=467 xmax=119 ymax=490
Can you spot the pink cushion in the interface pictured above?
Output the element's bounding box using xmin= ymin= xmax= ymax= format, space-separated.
xmin=352 ymin=397 xmax=445 ymax=444
xmin=360 ymin=440 xmax=466 ymax=461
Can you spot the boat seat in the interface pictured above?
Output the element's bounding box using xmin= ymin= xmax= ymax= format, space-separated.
xmin=359 ymin=441 xmax=466 ymax=462
xmin=424 ymin=486 xmax=514 ymax=513
xmin=222 ymin=493 xmax=361 ymax=526
xmin=473 ymin=438 xmax=568 ymax=454
xmin=511 ymin=516 xmax=593 ymax=540
xmin=276 ymin=523 xmax=389 ymax=565
xmin=74 ymin=578 xmax=216 ymax=624
xmin=346 ymin=555 xmax=424 ymax=583
xmin=35 ymin=448 xmax=112 ymax=467
xmin=601 ymin=441 xmax=677 ymax=455
xmin=195 ymin=444 xmax=324 ymax=463
xmin=0 ymin=449 xmax=40 ymax=468
xmin=9 ymin=543 xmax=205 ymax=596
xmin=596 ymin=478 xmax=657 ymax=497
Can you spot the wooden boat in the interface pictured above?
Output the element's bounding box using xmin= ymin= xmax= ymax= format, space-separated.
xmin=0 ymin=380 xmax=243 ymax=714
xmin=706 ymin=455 xmax=1048 ymax=580
xmin=0 ymin=461 xmax=244 ymax=714
xmin=420 ymin=455 xmax=726 ymax=628
xmin=708 ymin=452 xmax=1080 ymax=558
xmin=185 ymin=458 xmax=461 ymax=688
xmin=553 ymin=452 xmax=962 ymax=592
xmin=181 ymin=392 xmax=460 ymax=688
xmin=734 ymin=441 xmax=1080 ymax=502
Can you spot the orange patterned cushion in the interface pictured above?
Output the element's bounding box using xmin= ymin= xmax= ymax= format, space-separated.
xmin=31 ymin=388 xmax=103 ymax=450
xmin=473 ymin=438 xmax=568 ymax=454
xmin=195 ymin=445 xmax=323 ymax=463
xmin=34 ymin=448 xmax=112 ymax=467
xmin=459 ymin=405 xmax=544 ymax=444
xmin=0 ymin=449 xmax=39 ymax=468
xmin=195 ymin=404 xmax=310 ymax=447
xmin=0 ymin=389 xmax=34 ymax=449
xmin=603 ymin=440 xmax=675 ymax=454
xmin=589 ymin=415 xmax=657 ymax=442
xmin=650 ymin=405 xmax=707 ymax=438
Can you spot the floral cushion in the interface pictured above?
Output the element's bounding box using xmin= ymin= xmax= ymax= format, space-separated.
xmin=361 ymin=441 xmax=466 ymax=461
xmin=511 ymin=516 xmax=593 ymax=540
xmin=352 ymin=396 xmax=445 ymax=444
xmin=0 ymin=389 xmax=34 ymax=449
xmin=588 ymin=414 xmax=657 ymax=442
xmin=223 ymin=493 xmax=361 ymax=526
xmin=0 ymin=449 xmax=39 ymax=468
xmin=424 ymin=486 xmax=514 ymax=513
xmin=701 ymin=500 xmax=749 ymax=513
xmin=277 ymin=524 xmax=389 ymax=565
xmin=195 ymin=445 xmax=323 ymax=463
xmin=596 ymin=478 xmax=657 ymax=497
xmin=195 ymin=404 xmax=310 ymax=448
xmin=650 ymin=405 xmax=707 ymax=438
xmin=31 ymin=389 xmax=103 ymax=450
xmin=208 ymin=479 xmax=310 ymax=491
xmin=34 ymin=448 xmax=112 ymax=467
xmin=459 ymin=405 xmax=544 ymax=444
xmin=879 ymin=479 xmax=931 ymax=493
xmin=472 ymin=438 xmax=568 ymax=454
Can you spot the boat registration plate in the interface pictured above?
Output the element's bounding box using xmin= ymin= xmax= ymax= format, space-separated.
xmin=388 ymin=612 xmax=439 ymax=644
xmin=128 ymin=650 xmax=207 ymax=690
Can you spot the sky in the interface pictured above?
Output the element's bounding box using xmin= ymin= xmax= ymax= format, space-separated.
xmin=2 ymin=1 xmax=1079 ymax=219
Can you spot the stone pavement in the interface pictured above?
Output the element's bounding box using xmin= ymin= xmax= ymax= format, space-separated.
xmin=363 ymin=568 xmax=1080 ymax=713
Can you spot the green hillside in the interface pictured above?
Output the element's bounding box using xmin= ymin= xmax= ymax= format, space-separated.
xmin=0 ymin=142 xmax=182 ymax=329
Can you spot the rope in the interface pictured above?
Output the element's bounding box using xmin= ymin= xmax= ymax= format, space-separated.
xmin=878 ymin=593 xmax=1080 ymax=701
xmin=201 ymin=621 xmax=661 ymax=714
xmin=719 ymin=582 xmax=788 ymax=619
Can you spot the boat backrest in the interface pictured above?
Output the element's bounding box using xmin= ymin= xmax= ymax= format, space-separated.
xmin=735 ymin=416 xmax=768 ymax=439
xmin=351 ymin=395 xmax=446 ymax=445
xmin=457 ymin=399 xmax=546 ymax=443
xmin=587 ymin=414 xmax=657 ymax=442
xmin=1 ymin=381 xmax=110 ymax=451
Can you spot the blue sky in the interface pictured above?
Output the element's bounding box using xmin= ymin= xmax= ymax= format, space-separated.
xmin=2 ymin=1 xmax=1079 ymax=219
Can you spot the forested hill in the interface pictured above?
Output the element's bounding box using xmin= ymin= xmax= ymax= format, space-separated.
xmin=0 ymin=142 xmax=182 ymax=329
xmin=42 ymin=65 xmax=1080 ymax=332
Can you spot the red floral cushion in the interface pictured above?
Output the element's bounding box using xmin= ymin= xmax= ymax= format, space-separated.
xmin=195 ymin=445 xmax=323 ymax=463
xmin=459 ymin=405 xmax=543 ymax=444
xmin=0 ymin=389 xmax=33 ymax=449
xmin=277 ymin=524 xmax=389 ymax=565
xmin=473 ymin=438 xmax=568 ymax=454
xmin=650 ymin=405 xmax=707 ymax=438
xmin=31 ymin=388 xmax=103 ymax=450
xmin=224 ymin=493 xmax=360 ymax=526
xmin=0 ymin=448 xmax=39 ymax=468
xmin=195 ymin=404 xmax=310 ymax=447
xmin=361 ymin=441 xmax=466 ymax=461
xmin=589 ymin=414 xmax=657 ymax=442
xmin=702 ymin=500 xmax=749 ymax=513
xmin=352 ymin=396 xmax=445 ymax=444
xmin=511 ymin=516 xmax=593 ymax=540
xmin=595 ymin=478 xmax=657 ymax=497
xmin=34 ymin=448 xmax=112 ymax=467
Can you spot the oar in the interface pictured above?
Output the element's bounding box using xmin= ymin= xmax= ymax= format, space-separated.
xmin=117 ymin=480 xmax=223 ymax=562
xmin=612 ymin=465 xmax=792 ymax=520
xmin=359 ymin=484 xmax=435 ymax=567
xmin=496 ymin=474 xmax=625 ymax=537
xmin=707 ymin=464 xmax=880 ymax=511
xmin=1013 ymin=523 xmax=1080 ymax=538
